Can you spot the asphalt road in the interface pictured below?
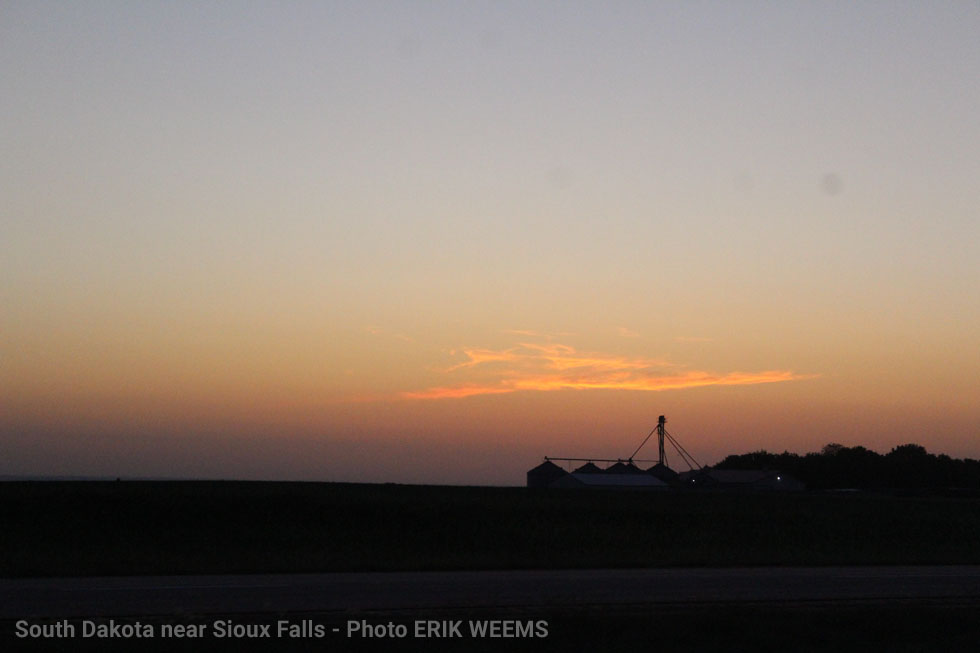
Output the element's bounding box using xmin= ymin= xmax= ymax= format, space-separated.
xmin=3 ymin=566 xmax=980 ymax=619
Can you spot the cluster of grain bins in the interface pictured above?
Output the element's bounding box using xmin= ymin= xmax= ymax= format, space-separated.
xmin=527 ymin=460 xmax=672 ymax=490
xmin=527 ymin=460 xmax=803 ymax=491
xmin=527 ymin=417 xmax=803 ymax=491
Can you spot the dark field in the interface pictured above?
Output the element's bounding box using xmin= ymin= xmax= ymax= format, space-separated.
xmin=2 ymin=481 xmax=979 ymax=577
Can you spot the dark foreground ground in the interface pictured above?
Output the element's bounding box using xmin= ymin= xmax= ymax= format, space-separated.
xmin=3 ymin=481 xmax=979 ymax=650
xmin=7 ymin=567 xmax=979 ymax=617
xmin=3 ymin=481 xmax=979 ymax=576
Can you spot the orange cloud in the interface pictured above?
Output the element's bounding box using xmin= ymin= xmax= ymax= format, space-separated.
xmin=517 ymin=342 xmax=669 ymax=372
xmin=444 ymin=348 xmax=523 ymax=371
xmin=400 ymin=385 xmax=517 ymax=400
xmin=399 ymin=342 xmax=814 ymax=400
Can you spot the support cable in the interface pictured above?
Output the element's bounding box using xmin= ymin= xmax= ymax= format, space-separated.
xmin=664 ymin=429 xmax=702 ymax=470
xmin=629 ymin=427 xmax=659 ymax=461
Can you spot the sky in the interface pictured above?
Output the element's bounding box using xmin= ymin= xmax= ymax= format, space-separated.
xmin=2 ymin=1 xmax=978 ymax=485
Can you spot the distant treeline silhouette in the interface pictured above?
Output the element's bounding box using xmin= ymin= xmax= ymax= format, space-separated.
xmin=714 ymin=443 xmax=980 ymax=490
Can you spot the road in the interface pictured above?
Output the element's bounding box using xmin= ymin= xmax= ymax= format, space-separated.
xmin=3 ymin=566 xmax=979 ymax=618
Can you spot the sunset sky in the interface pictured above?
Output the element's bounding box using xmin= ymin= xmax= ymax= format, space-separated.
xmin=3 ymin=2 xmax=978 ymax=484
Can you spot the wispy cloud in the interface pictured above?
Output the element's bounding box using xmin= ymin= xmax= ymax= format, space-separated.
xmin=444 ymin=348 xmax=524 ymax=372
xmin=400 ymin=385 xmax=519 ymax=400
xmin=400 ymin=342 xmax=814 ymax=400
xmin=616 ymin=327 xmax=640 ymax=338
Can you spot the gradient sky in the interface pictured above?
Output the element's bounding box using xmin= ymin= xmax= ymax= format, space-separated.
xmin=3 ymin=1 xmax=978 ymax=484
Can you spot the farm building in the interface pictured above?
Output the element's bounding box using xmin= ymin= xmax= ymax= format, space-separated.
xmin=552 ymin=472 xmax=668 ymax=490
xmin=684 ymin=468 xmax=805 ymax=492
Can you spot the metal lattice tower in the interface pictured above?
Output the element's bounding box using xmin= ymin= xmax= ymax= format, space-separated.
xmin=544 ymin=414 xmax=702 ymax=472
xmin=657 ymin=415 xmax=666 ymax=466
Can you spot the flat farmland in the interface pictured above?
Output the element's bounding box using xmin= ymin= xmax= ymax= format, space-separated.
xmin=2 ymin=481 xmax=978 ymax=577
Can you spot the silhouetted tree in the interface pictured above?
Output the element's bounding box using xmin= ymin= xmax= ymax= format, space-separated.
xmin=714 ymin=442 xmax=980 ymax=490
xmin=821 ymin=443 xmax=845 ymax=456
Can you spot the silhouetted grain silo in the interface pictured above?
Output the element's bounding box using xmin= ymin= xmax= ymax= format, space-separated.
xmin=527 ymin=460 xmax=568 ymax=488
xmin=573 ymin=462 xmax=603 ymax=474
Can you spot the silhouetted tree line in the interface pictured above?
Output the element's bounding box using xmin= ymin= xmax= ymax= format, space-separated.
xmin=714 ymin=443 xmax=980 ymax=490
